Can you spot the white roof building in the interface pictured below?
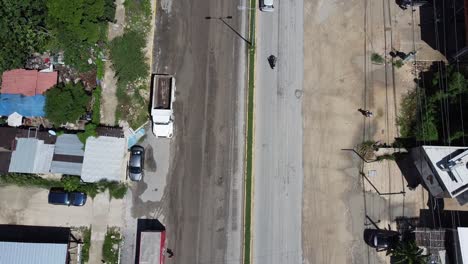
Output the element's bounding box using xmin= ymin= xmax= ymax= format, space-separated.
xmin=412 ymin=146 xmax=468 ymax=204
xmin=80 ymin=136 xmax=126 ymax=182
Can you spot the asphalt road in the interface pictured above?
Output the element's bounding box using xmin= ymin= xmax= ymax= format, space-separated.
xmin=152 ymin=0 xmax=248 ymax=263
xmin=252 ymin=0 xmax=304 ymax=263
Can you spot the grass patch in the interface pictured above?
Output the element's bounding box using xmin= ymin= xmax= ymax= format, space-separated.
xmin=396 ymin=88 xmax=418 ymax=138
xmin=0 ymin=174 xmax=127 ymax=199
xmin=96 ymin=58 xmax=105 ymax=80
xmin=81 ymin=227 xmax=91 ymax=264
xmin=111 ymin=0 xmax=151 ymax=128
xmin=77 ymin=123 xmax=98 ymax=144
xmin=115 ymin=83 xmax=149 ymax=129
xmin=244 ymin=0 xmax=256 ymax=263
xmin=102 ymin=227 xmax=122 ymax=264
xmin=124 ymin=0 xmax=151 ymax=33
xmin=110 ymin=31 xmax=149 ymax=85
xmin=371 ymin=53 xmax=384 ymax=64
xmin=92 ymin=86 xmax=102 ymax=124
xmin=393 ymin=59 xmax=404 ymax=68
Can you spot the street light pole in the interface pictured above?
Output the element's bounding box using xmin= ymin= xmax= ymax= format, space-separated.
xmin=205 ymin=16 xmax=252 ymax=46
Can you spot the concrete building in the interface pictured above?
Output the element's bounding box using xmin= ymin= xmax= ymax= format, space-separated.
xmin=411 ymin=146 xmax=468 ymax=205
xmin=80 ymin=136 xmax=126 ymax=182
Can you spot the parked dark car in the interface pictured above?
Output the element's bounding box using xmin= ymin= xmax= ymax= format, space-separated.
xmin=128 ymin=145 xmax=145 ymax=181
xmin=364 ymin=229 xmax=400 ymax=251
xmin=48 ymin=188 xmax=87 ymax=206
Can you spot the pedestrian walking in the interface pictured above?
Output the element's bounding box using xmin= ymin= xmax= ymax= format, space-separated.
xmin=358 ymin=108 xmax=373 ymax=117
xmin=165 ymin=248 xmax=174 ymax=258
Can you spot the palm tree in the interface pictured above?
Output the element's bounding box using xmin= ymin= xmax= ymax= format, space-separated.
xmin=388 ymin=241 xmax=430 ymax=264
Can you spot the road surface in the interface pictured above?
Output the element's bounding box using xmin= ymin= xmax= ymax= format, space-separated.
xmin=151 ymin=0 xmax=248 ymax=263
xmin=252 ymin=0 xmax=304 ymax=263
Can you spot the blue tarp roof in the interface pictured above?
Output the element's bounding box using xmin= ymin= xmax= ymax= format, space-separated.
xmin=0 ymin=94 xmax=45 ymax=117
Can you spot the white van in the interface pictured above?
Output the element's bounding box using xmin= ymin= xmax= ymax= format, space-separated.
xmin=260 ymin=0 xmax=274 ymax=12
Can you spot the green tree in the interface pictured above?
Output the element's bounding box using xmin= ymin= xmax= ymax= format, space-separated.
xmin=431 ymin=68 xmax=468 ymax=103
xmin=46 ymin=0 xmax=115 ymax=71
xmin=415 ymin=104 xmax=438 ymax=141
xmin=103 ymin=0 xmax=117 ymax=22
xmin=388 ymin=241 xmax=429 ymax=264
xmin=45 ymin=83 xmax=90 ymax=125
xmin=47 ymin=0 xmax=105 ymax=44
xmin=0 ymin=0 xmax=49 ymax=74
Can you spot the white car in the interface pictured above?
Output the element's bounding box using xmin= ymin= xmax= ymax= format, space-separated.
xmin=260 ymin=0 xmax=274 ymax=12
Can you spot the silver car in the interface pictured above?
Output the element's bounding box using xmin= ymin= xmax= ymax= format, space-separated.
xmin=128 ymin=145 xmax=145 ymax=181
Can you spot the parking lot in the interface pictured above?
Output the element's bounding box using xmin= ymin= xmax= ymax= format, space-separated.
xmin=0 ymin=186 xmax=97 ymax=226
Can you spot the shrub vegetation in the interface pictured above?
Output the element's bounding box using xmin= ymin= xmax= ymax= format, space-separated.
xmin=0 ymin=173 xmax=127 ymax=199
xmin=102 ymin=227 xmax=122 ymax=264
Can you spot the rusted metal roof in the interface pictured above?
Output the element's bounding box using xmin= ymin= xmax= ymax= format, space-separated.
xmin=1 ymin=69 xmax=57 ymax=96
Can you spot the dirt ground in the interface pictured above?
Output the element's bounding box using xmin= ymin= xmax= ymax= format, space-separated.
xmin=302 ymin=0 xmax=441 ymax=263
xmin=101 ymin=0 xmax=126 ymax=126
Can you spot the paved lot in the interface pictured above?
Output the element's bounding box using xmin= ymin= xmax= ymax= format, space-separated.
xmin=148 ymin=0 xmax=248 ymax=263
xmin=120 ymin=130 xmax=171 ymax=264
xmin=0 ymin=185 xmax=123 ymax=263
xmin=252 ymin=0 xmax=304 ymax=263
xmin=0 ymin=185 xmax=122 ymax=227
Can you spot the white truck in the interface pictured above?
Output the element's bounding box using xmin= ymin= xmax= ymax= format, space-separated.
xmin=151 ymin=74 xmax=175 ymax=138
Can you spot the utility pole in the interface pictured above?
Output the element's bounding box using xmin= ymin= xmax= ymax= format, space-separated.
xmin=205 ymin=16 xmax=252 ymax=46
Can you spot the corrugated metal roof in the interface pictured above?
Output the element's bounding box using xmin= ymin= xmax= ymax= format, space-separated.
xmin=50 ymin=161 xmax=82 ymax=176
xmin=1 ymin=69 xmax=57 ymax=96
xmin=54 ymin=134 xmax=84 ymax=156
xmin=9 ymin=138 xmax=54 ymax=173
xmin=0 ymin=241 xmax=67 ymax=264
xmin=36 ymin=143 xmax=54 ymax=172
xmin=80 ymin=136 xmax=126 ymax=182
